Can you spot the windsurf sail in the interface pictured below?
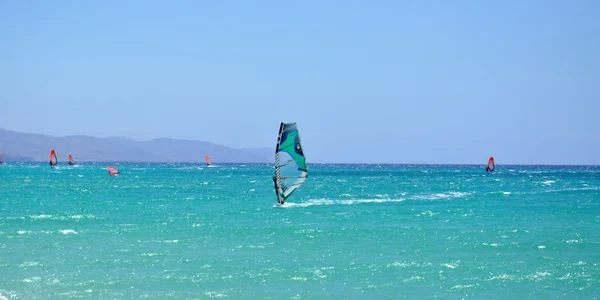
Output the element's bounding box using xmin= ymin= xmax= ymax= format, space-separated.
xmin=68 ymin=154 xmax=75 ymax=165
xmin=487 ymin=156 xmax=495 ymax=172
xmin=205 ymin=155 xmax=212 ymax=166
xmin=107 ymin=166 xmax=120 ymax=176
xmin=273 ymin=122 xmax=308 ymax=205
xmin=49 ymin=149 xmax=57 ymax=167
xmin=0 ymin=155 xmax=3 ymax=164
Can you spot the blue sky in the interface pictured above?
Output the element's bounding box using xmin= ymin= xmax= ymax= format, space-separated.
xmin=1 ymin=0 xmax=598 ymax=164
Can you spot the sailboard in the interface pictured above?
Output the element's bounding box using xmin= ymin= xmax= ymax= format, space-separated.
xmin=205 ymin=155 xmax=212 ymax=166
xmin=0 ymin=155 xmax=3 ymax=164
xmin=486 ymin=156 xmax=495 ymax=172
xmin=68 ymin=154 xmax=75 ymax=165
xmin=106 ymin=166 xmax=120 ymax=176
xmin=49 ymin=149 xmax=57 ymax=167
xmin=273 ymin=122 xmax=308 ymax=205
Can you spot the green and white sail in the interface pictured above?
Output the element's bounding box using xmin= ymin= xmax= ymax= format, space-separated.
xmin=274 ymin=122 xmax=308 ymax=205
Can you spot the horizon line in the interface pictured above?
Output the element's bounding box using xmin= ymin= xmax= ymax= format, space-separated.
xmin=1 ymin=160 xmax=599 ymax=167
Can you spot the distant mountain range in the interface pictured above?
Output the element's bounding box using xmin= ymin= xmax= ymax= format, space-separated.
xmin=0 ymin=127 xmax=275 ymax=163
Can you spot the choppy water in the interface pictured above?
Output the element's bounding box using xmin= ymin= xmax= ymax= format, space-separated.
xmin=1 ymin=163 xmax=599 ymax=299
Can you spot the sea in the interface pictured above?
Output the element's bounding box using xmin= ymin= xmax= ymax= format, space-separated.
xmin=0 ymin=163 xmax=599 ymax=299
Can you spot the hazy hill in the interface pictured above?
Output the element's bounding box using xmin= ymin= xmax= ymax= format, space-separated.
xmin=241 ymin=147 xmax=275 ymax=163
xmin=0 ymin=127 xmax=271 ymax=163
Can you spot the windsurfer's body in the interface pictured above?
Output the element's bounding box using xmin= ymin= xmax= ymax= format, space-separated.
xmin=273 ymin=176 xmax=285 ymax=204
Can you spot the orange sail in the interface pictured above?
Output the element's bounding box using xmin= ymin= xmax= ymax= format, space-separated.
xmin=205 ymin=155 xmax=212 ymax=166
xmin=106 ymin=166 xmax=120 ymax=176
xmin=486 ymin=156 xmax=495 ymax=172
xmin=49 ymin=149 xmax=57 ymax=167
xmin=68 ymin=154 xmax=74 ymax=165
xmin=0 ymin=155 xmax=3 ymax=164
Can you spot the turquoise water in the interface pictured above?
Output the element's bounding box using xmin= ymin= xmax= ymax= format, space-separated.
xmin=1 ymin=163 xmax=599 ymax=299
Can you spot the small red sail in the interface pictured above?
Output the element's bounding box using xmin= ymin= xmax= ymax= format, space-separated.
xmin=106 ymin=166 xmax=120 ymax=176
xmin=487 ymin=156 xmax=495 ymax=172
xmin=49 ymin=149 xmax=57 ymax=167
xmin=68 ymin=154 xmax=74 ymax=165
xmin=205 ymin=155 xmax=212 ymax=166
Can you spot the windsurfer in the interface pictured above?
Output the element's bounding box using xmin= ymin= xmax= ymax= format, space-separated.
xmin=273 ymin=176 xmax=286 ymax=204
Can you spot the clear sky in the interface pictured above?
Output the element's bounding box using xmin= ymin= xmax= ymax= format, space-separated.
xmin=1 ymin=0 xmax=598 ymax=164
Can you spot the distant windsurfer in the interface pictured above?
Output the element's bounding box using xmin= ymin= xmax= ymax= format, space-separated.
xmin=486 ymin=156 xmax=494 ymax=173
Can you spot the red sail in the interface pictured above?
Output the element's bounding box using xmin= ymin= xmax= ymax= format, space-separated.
xmin=487 ymin=156 xmax=495 ymax=171
xmin=49 ymin=149 xmax=57 ymax=166
xmin=106 ymin=166 xmax=120 ymax=176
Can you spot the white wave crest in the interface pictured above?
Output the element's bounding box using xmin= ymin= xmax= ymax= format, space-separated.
xmin=276 ymin=198 xmax=405 ymax=208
